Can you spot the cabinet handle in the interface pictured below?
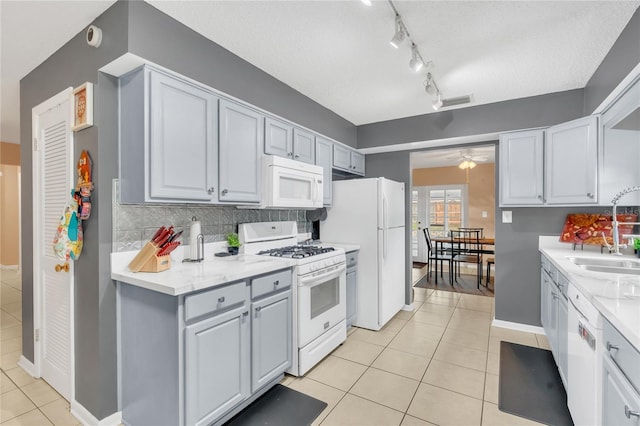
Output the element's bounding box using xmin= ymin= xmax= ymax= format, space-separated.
xmin=242 ymin=311 xmax=248 ymax=323
xmin=274 ymin=280 xmax=279 ymax=286
xmin=221 ymin=189 xmax=228 ymax=195
xmin=218 ymin=297 xmax=225 ymax=303
xmin=294 ymin=154 xmax=300 ymax=159
xmin=287 ymin=152 xmax=293 ymax=157
xmin=537 ymin=195 xmax=542 ymax=200
xmin=625 ymin=405 xmax=640 ymax=419
xmin=207 ymin=187 xmax=215 ymax=194
xmin=606 ymin=341 xmax=619 ymax=352
xmin=551 ymin=291 xmax=558 ymax=300
xmin=587 ymin=192 xmax=594 ymax=199
xmin=255 ymin=306 xmax=262 ymax=312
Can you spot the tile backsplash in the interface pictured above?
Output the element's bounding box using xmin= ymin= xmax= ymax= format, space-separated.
xmin=112 ymin=180 xmax=311 ymax=252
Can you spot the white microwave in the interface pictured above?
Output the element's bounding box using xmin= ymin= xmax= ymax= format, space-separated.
xmin=261 ymin=155 xmax=323 ymax=209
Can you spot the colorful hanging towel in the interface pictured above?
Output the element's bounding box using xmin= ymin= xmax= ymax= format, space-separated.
xmin=53 ymin=190 xmax=84 ymax=261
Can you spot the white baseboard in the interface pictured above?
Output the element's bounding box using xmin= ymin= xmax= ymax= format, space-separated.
xmin=17 ymin=356 xmax=38 ymax=377
xmin=71 ymin=401 xmax=122 ymax=426
xmin=402 ymin=303 xmax=414 ymax=311
xmin=492 ymin=318 xmax=544 ymax=335
xmin=0 ymin=264 xmax=19 ymax=270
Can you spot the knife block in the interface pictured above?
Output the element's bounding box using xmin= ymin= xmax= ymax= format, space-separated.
xmin=138 ymin=254 xmax=171 ymax=273
xmin=129 ymin=241 xmax=170 ymax=272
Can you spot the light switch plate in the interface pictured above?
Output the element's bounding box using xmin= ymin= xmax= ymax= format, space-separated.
xmin=502 ymin=211 xmax=513 ymax=224
xmin=482 ymin=211 xmax=488 ymax=218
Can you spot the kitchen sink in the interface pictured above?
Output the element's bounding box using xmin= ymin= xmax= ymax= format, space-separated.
xmin=577 ymin=264 xmax=640 ymax=276
xmin=567 ymin=256 xmax=640 ymax=269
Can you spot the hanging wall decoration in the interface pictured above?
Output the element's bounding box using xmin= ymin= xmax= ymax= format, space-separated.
xmin=71 ymin=82 xmax=93 ymax=131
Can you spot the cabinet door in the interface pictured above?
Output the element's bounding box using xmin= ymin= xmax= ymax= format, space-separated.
xmin=185 ymin=305 xmax=250 ymax=426
xmin=602 ymin=356 xmax=640 ymax=426
xmin=557 ymin=296 xmax=568 ymax=387
xmin=346 ymin=270 xmax=357 ymax=328
xmin=293 ymin=128 xmax=315 ymax=164
xmin=149 ymin=71 xmax=218 ymax=202
xmin=545 ymin=115 xmax=599 ymax=204
xmin=265 ymin=117 xmax=293 ymax=159
xmin=548 ymin=283 xmax=559 ymax=357
xmin=219 ymin=100 xmax=263 ymax=203
xmin=540 ymin=268 xmax=549 ymax=328
xmin=251 ymin=291 xmax=292 ymax=393
xmin=499 ymin=130 xmax=544 ymax=206
xmin=351 ymin=151 xmax=365 ymax=175
xmin=333 ymin=144 xmax=351 ymax=171
xmin=315 ymin=137 xmax=333 ymax=206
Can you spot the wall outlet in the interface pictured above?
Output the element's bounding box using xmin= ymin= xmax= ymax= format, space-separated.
xmin=482 ymin=211 xmax=488 ymax=218
xmin=502 ymin=211 xmax=513 ymax=224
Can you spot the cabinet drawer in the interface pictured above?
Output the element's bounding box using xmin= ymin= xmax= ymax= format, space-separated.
xmin=251 ymin=269 xmax=292 ymax=300
xmin=185 ymin=281 xmax=247 ymax=322
xmin=604 ymin=319 xmax=640 ymax=393
xmin=346 ymin=252 xmax=358 ymax=269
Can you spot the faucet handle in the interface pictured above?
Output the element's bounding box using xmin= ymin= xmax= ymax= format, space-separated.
xmin=601 ymin=232 xmax=614 ymax=252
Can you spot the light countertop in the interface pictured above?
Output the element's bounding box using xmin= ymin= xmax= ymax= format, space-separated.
xmin=111 ymin=243 xmax=295 ymax=296
xmin=539 ymin=236 xmax=640 ymax=351
xmin=323 ymin=242 xmax=360 ymax=253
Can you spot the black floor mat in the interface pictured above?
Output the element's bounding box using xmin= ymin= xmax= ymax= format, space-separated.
xmin=224 ymin=384 xmax=327 ymax=426
xmin=499 ymin=341 xmax=573 ymax=426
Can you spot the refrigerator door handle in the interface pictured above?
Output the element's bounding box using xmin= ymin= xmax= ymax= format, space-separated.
xmin=383 ymin=196 xmax=388 ymax=259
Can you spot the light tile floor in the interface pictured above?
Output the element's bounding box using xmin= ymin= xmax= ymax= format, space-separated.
xmin=0 ymin=269 xmax=81 ymax=426
xmin=282 ymin=287 xmax=549 ymax=426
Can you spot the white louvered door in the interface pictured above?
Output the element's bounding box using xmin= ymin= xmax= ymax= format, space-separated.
xmin=33 ymin=90 xmax=73 ymax=401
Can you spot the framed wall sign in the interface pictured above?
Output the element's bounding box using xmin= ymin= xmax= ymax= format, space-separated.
xmin=72 ymin=82 xmax=93 ymax=131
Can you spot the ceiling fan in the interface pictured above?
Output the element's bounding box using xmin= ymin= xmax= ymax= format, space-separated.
xmin=443 ymin=150 xmax=489 ymax=169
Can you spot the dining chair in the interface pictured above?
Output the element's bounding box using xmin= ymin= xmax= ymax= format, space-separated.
xmin=423 ymin=228 xmax=453 ymax=284
xmin=460 ymin=227 xmax=485 ymax=238
xmin=450 ymin=229 xmax=483 ymax=288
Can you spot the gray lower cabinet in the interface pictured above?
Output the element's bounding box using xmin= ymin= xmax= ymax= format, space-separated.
xmin=540 ymin=255 xmax=568 ymax=386
xmin=219 ymin=99 xmax=263 ymax=203
xmin=315 ymin=137 xmax=333 ymax=206
xmin=120 ymin=66 xmax=219 ymax=203
xmin=251 ymin=290 xmax=292 ymax=392
xmin=185 ymin=303 xmax=250 ymax=426
xmin=118 ymin=268 xmax=293 ymax=426
xmin=345 ymin=250 xmax=358 ymax=328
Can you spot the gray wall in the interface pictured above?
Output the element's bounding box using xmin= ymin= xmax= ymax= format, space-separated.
xmin=583 ymin=7 xmax=640 ymax=115
xmin=126 ymin=1 xmax=357 ymax=147
xmin=357 ymin=89 xmax=584 ymax=148
xmin=20 ymin=2 xmax=129 ymax=419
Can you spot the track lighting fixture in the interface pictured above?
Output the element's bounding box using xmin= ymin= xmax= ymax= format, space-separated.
xmin=389 ymin=15 xmax=405 ymax=49
xmin=409 ymin=44 xmax=424 ymax=72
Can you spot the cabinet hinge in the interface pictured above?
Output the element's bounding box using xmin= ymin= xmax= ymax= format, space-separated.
xmin=35 ymin=329 xmax=40 ymax=342
xmin=33 ymin=138 xmax=38 ymax=151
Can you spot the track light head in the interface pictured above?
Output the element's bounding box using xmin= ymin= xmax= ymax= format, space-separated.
xmin=409 ymin=44 xmax=424 ymax=72
xmin=424 ymin=73 xmax=437 ymax=95
xmin=389 ymin=16 xmax=405 ymax=49
xmin=432 ymin=93 xmax=443 ymax=111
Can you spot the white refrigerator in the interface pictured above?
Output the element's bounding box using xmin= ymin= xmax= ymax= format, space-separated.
xmin=321 ymin=178 xmax=406 ymax=331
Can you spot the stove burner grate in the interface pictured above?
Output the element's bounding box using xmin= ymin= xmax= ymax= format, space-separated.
xmin=257 ymin=245 xmax=335 ymax=259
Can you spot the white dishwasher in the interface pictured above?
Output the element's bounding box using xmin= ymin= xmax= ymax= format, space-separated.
xmin=567 ymin=283 xmax=603 ymax=425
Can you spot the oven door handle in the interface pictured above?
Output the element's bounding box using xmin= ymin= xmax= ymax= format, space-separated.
xmin=299 ymin=264 xmax=346 ymax=287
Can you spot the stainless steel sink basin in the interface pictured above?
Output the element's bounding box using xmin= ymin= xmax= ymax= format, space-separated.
xmin=577 ymin=265 xmax=640 ymax=276
xmin=567 ymin=257 xmax=640 ymax=269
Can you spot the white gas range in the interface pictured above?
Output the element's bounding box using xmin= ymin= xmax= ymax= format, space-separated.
xmin=240 ymin=221 xmax=347 ymax=376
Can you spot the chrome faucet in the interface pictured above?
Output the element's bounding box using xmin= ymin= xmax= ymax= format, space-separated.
xmin=604 ymin=186 xmax=640 ymax=255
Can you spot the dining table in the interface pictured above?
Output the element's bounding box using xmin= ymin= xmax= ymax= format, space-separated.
xmin=430 ymin=236 xmax=495 ymax=284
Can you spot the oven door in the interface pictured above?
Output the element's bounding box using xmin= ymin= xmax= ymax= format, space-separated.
xmin=297 ymin=263 xmax=346 ymax=347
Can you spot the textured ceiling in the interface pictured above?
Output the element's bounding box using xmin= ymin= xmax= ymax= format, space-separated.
xmin=0 ymin=1 xmax=638 ymax=146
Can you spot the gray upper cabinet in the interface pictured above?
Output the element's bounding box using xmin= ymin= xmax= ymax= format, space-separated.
xmin=264 ymin=117 xmax=293 ymax=159
xmin=599 ymin=77 xmax=640 ymax=206
xmin=315 ymin=137 xmax=333 ymax=206
xmin=120 ymin=67 xmax=218 ymax=203
xmin=292 ymin=128 xmax=316 ymax=164
xmin=499 ymin=129 xmax=544 ymax=206
xmin=545 ymin=115 xmax=599 ymax=205
xmin=333 ymin=144 xmax=365 ymax=176
xmin=219 ymin=100 xmax=263 ymax=203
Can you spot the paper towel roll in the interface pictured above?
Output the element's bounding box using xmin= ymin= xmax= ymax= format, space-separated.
xmin=189 ymin=219 xmax=201 ymax=259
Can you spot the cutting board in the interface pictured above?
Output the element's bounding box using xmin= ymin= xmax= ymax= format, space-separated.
xmin=560 ymin=213 xmax=637 ymax=245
